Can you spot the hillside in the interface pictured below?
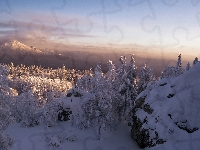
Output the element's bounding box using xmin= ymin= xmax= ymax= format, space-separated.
xmin=131 ymin=62 xmax=200 ymax=149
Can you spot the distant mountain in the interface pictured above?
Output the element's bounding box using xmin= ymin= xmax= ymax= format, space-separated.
xmin=1 ymin=39 xmax=40 ymax=52
xmin=0 ymin=39 xmax=54 ymax=54
xmin=0 ymin=39 xmax=82 ymax=69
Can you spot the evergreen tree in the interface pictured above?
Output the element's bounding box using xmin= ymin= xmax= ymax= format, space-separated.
xmin=105 ymin=60 xmax=116 ymax=82
xmin=137 ymin=63 xmax=155 ymax=94
xmin=126 ymin=54 xmax=137 ymax=84
xmin=81 ymin=85 xmax=122 ymax=140
xmin=76 ymin=74 xmax=93 ymax=92
xmin=193 ymin=57 xmax=198 ymax=65
xmin=89 ymin=63 xmax=104 ymax=93
xmin=185 ymin=62 xmax=190 ymax=71
xmin=118 ymin=72 xmax=137 ymax=121
xmin=78 ymin=61 xmax=125 ymax=139
xmin=113 ymin=55 xmax=138 ymax=120
xmin=175 ymin=54 xmax=184 ymax=76
xmin=161 ymin=66 xmax=177 ymax=78
xmin=176 ymin=54 xmax=182 ymax=68
xmin=161 ymin=54 xmax=184 ymax=78
xmin=117 ymin=56 xmax=126 ymax=80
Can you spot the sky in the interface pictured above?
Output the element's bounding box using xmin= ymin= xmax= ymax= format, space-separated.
xmin=1 ymin=0 xmax=200 ymax=60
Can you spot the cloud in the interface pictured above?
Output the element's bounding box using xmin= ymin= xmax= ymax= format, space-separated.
xmin=0 ymin=18 xmax=98 ymax=49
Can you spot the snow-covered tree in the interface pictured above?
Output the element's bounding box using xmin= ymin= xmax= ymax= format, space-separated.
xmin=105 ymin=60 xmax=116 ymax=82
xmin=137 ymin=63 xmax=155 ymax=94
xmin=89 ymin=63 xmax=104 ymax=93
xmin=118 ymin=72 xmax=137 ymax=121
xmin=41 ymin=99 xmax=64 ymax=127
xmin=105 ymin=55 xmax=138 ymax=121
xmin=175 ymin=54 xmax=184 ymax=76
xmin=117 ymin=56 xmax=126 ymax=81
xmin=161 ymin=54 xmax=184 ymax=78
xmin=76 ymin=74 xmax=93 ymax=92
xmin=13 ymin=90 xmax=41 ymax=127
xmin=76 ymin=61 xmax=125 ymax=139
xmin=0 ymin=64 xmax=14 ymax=150
xmin=126 ymin=54 xmax=137 ymax=85
xmin=81 ymin=89 xmax=122 ymax=140
xmin=185 ymin=62 xmax=190 ymax=71
xmin=176 ymin=54 xmax=182 ymax=68
xmin=161 ymin=66 xmax=176 ymax=78
xmin=193 ymin=57 xmax=198 ymax=65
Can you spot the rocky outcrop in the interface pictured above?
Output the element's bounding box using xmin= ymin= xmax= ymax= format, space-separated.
xmin=131 ymin=96 xmax=165 ymax=148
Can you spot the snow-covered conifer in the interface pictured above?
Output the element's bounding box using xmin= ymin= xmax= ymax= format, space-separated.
xmin=137 ymin=63 xmax=155 ymax=94
xmin=161 ymin=54 xmax=184 ymax=78
xmin=185 ymin=62 xmax=190 ymax=71
xmin=193 ymin=57 xmax=198 ymax=65
xmin=89 ymin=63 xmax=104 ymax=93
xmin=126 ymin=54 xmax=137 ymax=85
xmin=176 ymin=54 xmax=182 ymax=68
xmin=105 ymin=60 xmax=116 ymax=82
xmin=76 ymin=74 xmax=93 ymax=92
xmin=175 ymin=54 xmax=184 ymax=76
xmin=81 ymin=89 xmax=121 ymax=139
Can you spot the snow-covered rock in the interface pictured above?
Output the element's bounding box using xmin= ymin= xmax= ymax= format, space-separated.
xmin=131 ymin=62 xmax=200 ymax=148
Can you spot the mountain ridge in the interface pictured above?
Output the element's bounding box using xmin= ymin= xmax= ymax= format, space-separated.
xmin=0 ymin=39 xmax=54 ymax=54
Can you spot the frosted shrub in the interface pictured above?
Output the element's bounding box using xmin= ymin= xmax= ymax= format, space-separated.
xmin=41 ymin=99 xmax=64 ymax=127
xmin=12 ymin=91 xmax=41 ymax=127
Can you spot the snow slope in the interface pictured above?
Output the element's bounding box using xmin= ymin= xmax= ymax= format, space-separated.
xmin=135 ymin=62 xmax=200 ymax=149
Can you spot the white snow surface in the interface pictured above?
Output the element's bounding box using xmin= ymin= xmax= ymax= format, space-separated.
xmin=5 ymin=95 xmax=139 ymax=150
xmin=136 ymin=62 xmax=200 ymax=149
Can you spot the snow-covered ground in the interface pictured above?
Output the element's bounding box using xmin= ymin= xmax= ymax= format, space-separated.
xmin=5 ymin=122 xmax=139 ymax=150
xmin=5 ymin=91 xmax=200 ymax=150
xmin=4 ymin=94 xmax=138 ymax=150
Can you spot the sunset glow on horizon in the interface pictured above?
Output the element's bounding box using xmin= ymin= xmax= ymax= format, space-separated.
xmin=1 ymin=0 xmax=200 ymax=59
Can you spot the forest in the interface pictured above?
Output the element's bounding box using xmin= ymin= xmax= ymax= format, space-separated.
xmin=0 ymin=54 xmax=198 ymax=150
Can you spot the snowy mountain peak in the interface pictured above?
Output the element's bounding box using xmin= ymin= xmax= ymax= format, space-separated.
xmin=0 ymin=39 xmax=43 ymax=53
xmin=6 ymin=39 xmax=23 ymax=45
xmin=1 ymin=39 xmax=30 ymax=50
